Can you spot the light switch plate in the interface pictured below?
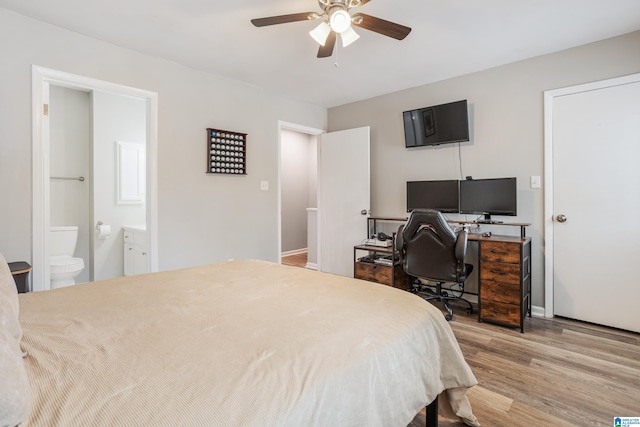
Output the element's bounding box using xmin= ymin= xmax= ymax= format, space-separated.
xmin=530 ymin=175 xmax=541 ymax=189
xmin=260 ymin=180 xmax=269 ymax=191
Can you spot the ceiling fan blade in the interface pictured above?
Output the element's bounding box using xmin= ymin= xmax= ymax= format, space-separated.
xmin=317 ymin=31 xmax=337 ymax=58
xmin=351 ymin=13 xmax=411 ymax=40
xmin=251 ymin=12 xmax=318 ymax=27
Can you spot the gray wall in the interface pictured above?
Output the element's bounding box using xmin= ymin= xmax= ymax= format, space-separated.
xmin=0 ymin=8 xmax=326 ymax=271
xmin=327 ymin=31 xmax=640 ymax=308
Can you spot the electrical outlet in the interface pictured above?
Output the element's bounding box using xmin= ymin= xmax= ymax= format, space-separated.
xmin=260 ymin=180 xmax=269 ymax=191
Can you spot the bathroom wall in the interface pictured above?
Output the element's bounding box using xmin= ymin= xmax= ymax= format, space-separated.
xmin=49 ymin=87 xmax=146 ymax=283
xmin=92 ymin=90 xmax=146 ymax=281
xmin=49 ymin=86 xmax=91 ymax=284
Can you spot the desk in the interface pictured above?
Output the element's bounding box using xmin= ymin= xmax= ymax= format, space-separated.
xmin=360 ymin=216 xmax=532 ymax=332
xmin=353 ymin=244 xmax=410 ymax=291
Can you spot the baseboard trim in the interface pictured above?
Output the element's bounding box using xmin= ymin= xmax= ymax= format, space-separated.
xmin=305 ymin=262 xmax=318 ymax=270
xmin=281 ymin=248 xmax=307 ymax=257
xmin=531 ymin=305 xmax=545 ymax=318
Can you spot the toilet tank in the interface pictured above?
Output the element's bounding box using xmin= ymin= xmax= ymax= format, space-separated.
xmin=50 ymin=226 xmax=79 ymax=257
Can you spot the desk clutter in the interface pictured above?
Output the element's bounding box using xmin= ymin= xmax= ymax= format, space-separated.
xmin=356 ymin=215 xmax=532 ymax=332
xmin=206 ymin=128 xmax=247 ymax=175
xmin=358 ymin=254 xmax=394 ymax=266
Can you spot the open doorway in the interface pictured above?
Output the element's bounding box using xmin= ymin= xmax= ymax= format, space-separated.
xmin=278 ymin=122 xmax=323 ymax=270
xmin=31 ymin=66 xmax=158 ymax=292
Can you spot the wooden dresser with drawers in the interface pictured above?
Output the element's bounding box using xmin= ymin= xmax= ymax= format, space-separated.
xmin=476 ymin=235 xmax=531 ymax=333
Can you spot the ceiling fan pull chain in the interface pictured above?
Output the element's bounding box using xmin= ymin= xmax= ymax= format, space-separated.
xmin=334 ymin=41 xmax=340 ymax=67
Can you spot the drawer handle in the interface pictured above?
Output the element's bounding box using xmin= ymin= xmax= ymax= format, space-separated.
xmin=490 ymin=250 xmax=510 ymax=255
xmin=490 ymin=270 xmax=509 ymax=275
xmin=490 ymin=289 xmax=510 ymax=296
xmin=491 ymin=309 xmax=510 ymax=315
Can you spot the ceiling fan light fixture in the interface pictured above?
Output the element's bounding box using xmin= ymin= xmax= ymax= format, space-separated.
xmin=340 ymin=26 xmax=360 ymax=47
xmin=329 ymin=8 xmax=351 ymax=33
xmin=309 ymin=21 xmax=332 ymax=46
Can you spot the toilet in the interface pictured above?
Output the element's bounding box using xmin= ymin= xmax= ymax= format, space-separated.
xmin=50 ymin=226 xmax=85 ymax=289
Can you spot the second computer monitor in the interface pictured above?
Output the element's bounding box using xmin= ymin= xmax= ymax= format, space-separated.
xmin=459 ymin=177 xmax=517 ymax=222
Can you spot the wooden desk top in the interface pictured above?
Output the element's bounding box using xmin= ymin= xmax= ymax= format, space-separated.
xmin=354 ymin=244 xmax=394 ymax=254
xmin=468 ymin=233 xmax=531 ymax=244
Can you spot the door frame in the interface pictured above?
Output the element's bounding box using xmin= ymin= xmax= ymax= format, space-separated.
xmin=277 ymin=121 xmax=325 ymax=267
xmin=31 ymin=65 xmax=159 ymax=291
xmin=543 ymin=72 xmax=640 ymax=317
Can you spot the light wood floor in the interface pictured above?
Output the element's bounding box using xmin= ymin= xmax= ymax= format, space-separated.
xmin=282 ymin=253 xmax=640 ymax=426
xmin=281 ymin=252 xmax=308 ymax=268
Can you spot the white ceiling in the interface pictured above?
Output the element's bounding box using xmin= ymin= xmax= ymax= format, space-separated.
xmin=2 ymin=0 xmax=640 ymax=108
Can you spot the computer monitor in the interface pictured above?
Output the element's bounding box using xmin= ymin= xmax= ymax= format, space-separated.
xmin=459 ymin=177 xmax=517 ymax=223
xmin=406 ymin=180 xmax=459 ymax=213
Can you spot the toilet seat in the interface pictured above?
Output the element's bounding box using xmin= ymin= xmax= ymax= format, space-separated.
xmin=50 ymin=255 xmax=84 ymax=273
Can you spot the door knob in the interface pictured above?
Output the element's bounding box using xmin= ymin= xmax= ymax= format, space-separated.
xmin=361 ymin=209 xmax=368 ymax=215
xmin=556 ymin=214 xmax=567 ymax=223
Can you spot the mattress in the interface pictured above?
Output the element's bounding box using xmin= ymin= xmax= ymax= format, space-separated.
xmin=18 ymin=259 xmax=479 ymax=426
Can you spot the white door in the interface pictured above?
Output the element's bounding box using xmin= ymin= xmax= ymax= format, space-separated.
xmin=550 ymin=77 xmax=640 ymax=332
xmin=318 ymin=127 xmax=370 ymax=277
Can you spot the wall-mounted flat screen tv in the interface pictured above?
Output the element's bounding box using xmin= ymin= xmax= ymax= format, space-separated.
xmin=406 ymin=180 xmax=459 ymax=213
xmin=403 ymin=100 xmax=469 ymax=147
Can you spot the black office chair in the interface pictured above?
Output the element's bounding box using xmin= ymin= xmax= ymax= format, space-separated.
xmin=396 ymin=209 xmax=473 ymax=321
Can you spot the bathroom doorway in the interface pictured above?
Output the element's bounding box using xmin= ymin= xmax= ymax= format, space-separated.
xmin=31 ymin=66 xmax=158 ymax=292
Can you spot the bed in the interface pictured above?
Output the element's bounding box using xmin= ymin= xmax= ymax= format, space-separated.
xmin=2 ymin=255 xmax=480 ymax=427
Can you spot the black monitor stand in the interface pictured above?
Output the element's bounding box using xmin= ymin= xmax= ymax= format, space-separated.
xmin=476 ymin=214 xmax=503 ymax=224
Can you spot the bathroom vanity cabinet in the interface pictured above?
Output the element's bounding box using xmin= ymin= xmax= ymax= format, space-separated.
xmin=123 ymin=226 xmax=148 ymax=276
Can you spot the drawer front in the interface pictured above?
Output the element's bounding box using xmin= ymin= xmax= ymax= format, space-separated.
xmin=480 ymin=299 xmax=521 ymax=326
xmin=392 ymin=264 xmax=411 ymax=291
xmin=481 ymin=279 xmax=520 ymax=304
xmin=481 ymin=241 xmax=520 ymax=264
xmin=481 ymin=260 xmax=521 ymax=285
xmin=354 ymin=262 xmax=393 ymax=286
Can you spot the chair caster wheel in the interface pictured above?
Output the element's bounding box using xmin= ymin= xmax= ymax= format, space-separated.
xmin=466 ymin=308 xmax=473 ymax=315
xmin=445 ymin=313 xmax=453 ymax=321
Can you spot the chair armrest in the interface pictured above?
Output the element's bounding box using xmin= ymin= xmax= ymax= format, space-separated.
xmin=455 ymin=228 xmax=468 ymax=276
xmin=395 ymin=224 xmax=405 ymax=265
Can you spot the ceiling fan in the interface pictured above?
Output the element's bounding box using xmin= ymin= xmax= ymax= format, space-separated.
xmin=251 ymin=0 xmax=412 ymax=58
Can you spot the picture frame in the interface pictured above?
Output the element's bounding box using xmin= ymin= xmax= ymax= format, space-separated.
xmin=423 ymin=108 xmax=436 ymax=137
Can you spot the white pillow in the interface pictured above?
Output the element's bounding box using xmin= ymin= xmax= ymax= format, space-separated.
xmin=0 ymin=252 xmax=22 ymax=344
xmin=0 ymin=327 xmax=30 ymax=427
xmin=0 ymin=252 xmax=30 ymax=426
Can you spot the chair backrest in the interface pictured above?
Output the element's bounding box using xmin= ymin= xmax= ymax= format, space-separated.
xmin=396 ymin=209 xmax=468 ymax=283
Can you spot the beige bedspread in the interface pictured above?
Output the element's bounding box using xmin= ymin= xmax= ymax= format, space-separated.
xmin=18 ymin=260 xmax=478 ymax=426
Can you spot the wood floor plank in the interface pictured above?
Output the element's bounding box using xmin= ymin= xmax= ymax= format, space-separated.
xmin=529 ymin=358 xmax=639 ymax=422
xmin=466 ymin=386 xmax=512 ymax=413
xmin=441 ymin=315 xmax=638 ymax=426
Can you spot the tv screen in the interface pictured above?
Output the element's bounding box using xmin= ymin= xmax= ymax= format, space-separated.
xmin=459 ymin=177 xmax=517 ymax=222
xmin=406 ymin=180 xmax=459 ymax=213
xmin=403 ymin=100 xmax=469 ymax=147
